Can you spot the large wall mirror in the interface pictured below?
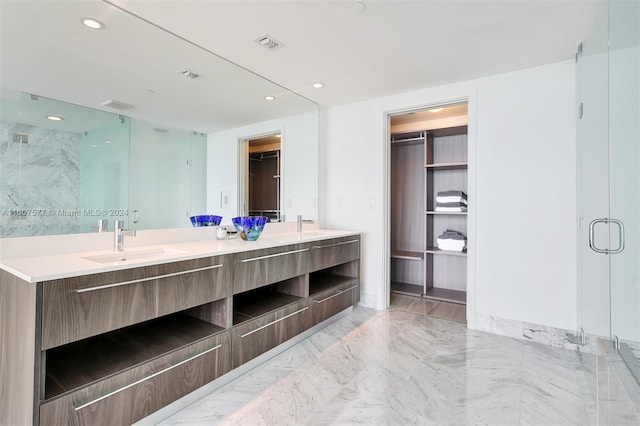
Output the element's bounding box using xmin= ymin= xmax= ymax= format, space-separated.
xmin=0 ymin=0 xmax=318 ymax=238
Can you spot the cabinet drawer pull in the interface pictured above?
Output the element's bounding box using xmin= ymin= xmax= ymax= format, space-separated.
xmin=74 ymin=343 xmax=223 ymax=411
xmin=313 ymin=285 xmax=359 ymax=304
xmin=311 ymin=240 xmax=358 ymax=250
xmin=240 ymin=306 xmax=309 ymax=338
xmin=75 ymin=264 xmax=224 ymax=293
xmin=239 ymin=248 xmax=309 ymax=263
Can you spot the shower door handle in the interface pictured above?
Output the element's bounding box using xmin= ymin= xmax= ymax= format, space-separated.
xmin=588 ymin=218 xmax=625 ymax=255
xmin=608 ymin=218 xmax=625 ymax=254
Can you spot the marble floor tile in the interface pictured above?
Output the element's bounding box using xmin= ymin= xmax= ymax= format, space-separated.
xmin=156 ymin=306 xmax=635 ymax=426
xmin=430 ymin=301 xmax=466 ymax=324
xmin=390 ymin=293 xmax=466 ymax=324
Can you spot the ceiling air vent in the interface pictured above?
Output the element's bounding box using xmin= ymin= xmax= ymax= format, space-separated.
xmin=253 ymin=34 xmax=284 ymax=51
xmin=101 ymin=100 xmax=133 ymax=110
xmin=177 ymin=68 xmax=202 ymax=79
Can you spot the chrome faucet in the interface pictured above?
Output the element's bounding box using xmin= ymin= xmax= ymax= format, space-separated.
xmin=297 ymin=215 xmax=314 ymax=233
xmin=114 ymin=220 xmax=136 ymax=252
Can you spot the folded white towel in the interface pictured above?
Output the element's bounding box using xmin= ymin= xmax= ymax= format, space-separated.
xmin=438 ymin=246 xmax=465 ymax=252
xmin=435 ymin=206 xmax=467 ymax=212
xmin=437 ymin=238 xmax=466 ymax=247
xmin=437 ymin=241 xmax=466 ymax=252
xmin=437 ymin=190 xmax=467 ymax=198
xmin=436 ymin=196 xmax=468 ymax=204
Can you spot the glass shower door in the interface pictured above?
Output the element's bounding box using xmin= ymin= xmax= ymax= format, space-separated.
xmin=577 ymin=0 xmax=610 ymax=343
xmin=608 ymin=0 xmax=639 ymax=378
xmin=577 ymin=1 xmax=639 ymax=419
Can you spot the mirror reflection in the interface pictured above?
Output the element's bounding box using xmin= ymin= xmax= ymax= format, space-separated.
xmin=0 ymin=0 xmax=318 ymax=238
xmin=0 ymin=94 xmax=130 ymax=237
xmin=247 ymin=134 xmax=282 ymax=222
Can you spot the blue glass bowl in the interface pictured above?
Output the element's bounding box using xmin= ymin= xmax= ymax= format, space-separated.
xmin=231 ymin=216 xmax=268 ymax=241
xmin=190 ymin=215 xmax=222 ymax=227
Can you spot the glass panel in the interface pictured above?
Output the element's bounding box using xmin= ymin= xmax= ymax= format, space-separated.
xmin=0 ymin=94 xmax=130 ymax=237
xmin=129 ymin=121 xmax=205 ymax=230
xmin=609 ymin=0 xmax=640 ymax=380
xmin=189 ymin=132 xmax=208 ymax=222
xmin=576 ymin=0 xmax=610 ymax=340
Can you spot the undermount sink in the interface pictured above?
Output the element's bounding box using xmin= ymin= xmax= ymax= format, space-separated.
xmin=82 ymin=248 xmax=187 ymax=264
xmin=274 ymin=230 xmax=328 ymax=243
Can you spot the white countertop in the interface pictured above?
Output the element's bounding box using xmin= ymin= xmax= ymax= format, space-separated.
xmin=0 ymin=229 xmax=360 ymax=283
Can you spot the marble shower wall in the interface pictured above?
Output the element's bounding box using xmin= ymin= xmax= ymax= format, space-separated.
xmin=0 ymin=122 xmax=82 ymax=236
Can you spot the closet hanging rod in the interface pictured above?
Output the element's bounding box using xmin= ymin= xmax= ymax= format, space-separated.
xmin=391 ymin=137 xmax=424 ymax=144
xmin=249 ymin=153 xmax=280 ymax=161
xmin=391 ymin=130 xmax=425 ymax=143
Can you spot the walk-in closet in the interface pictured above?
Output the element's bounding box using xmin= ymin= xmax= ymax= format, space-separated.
xmin=390 ymin=103 xmax=469 ymax=305
xmin=247 ymin=134 xmax=281 ymax=222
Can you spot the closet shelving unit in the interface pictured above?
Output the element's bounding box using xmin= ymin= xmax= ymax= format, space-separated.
xmin=424 ymin=126 xmax=468 ymax=304
xmin=390 ymin=125 xmax=468 ymax=305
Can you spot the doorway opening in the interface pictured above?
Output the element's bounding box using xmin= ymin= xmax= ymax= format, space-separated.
xmin=387 ymin=102 xmax=469 ymax=320
xmin=241 ymin=133 xmax=282 ymax=222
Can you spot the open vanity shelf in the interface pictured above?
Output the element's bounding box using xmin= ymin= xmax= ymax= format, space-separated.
xmin=233 ymin=283 xmax=305 ymax=325
xmin=309 ymin=272 xmax=355 ymax=295
xmin=45 ymin=309 xmax=225 ymax=399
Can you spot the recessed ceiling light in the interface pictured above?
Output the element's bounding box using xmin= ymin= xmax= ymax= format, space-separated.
xmin=105 ymin=140 xmax=112 ymax=144
xmin=264 ymin=95 xmax=276 ymax=101
xmin=91 ymin=145 xmax=98 ymax=148
xmin=82 ymin=18 xmax=104 ymax=30
xmin=312 ymin=82 xmax=324 ymax=88
xmin=428 ymin=108 xmax=443 ymax=113
xmin=46 ymin=115 xmax=63 ymax=121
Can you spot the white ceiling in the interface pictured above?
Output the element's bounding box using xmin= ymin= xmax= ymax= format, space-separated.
xmin=112 ymin=0 xmax=599 ymax=107
xmin=1 ymin=1 xmax=599 ymax=134
xmin=0 ymin=0 xmax=317 ymax=134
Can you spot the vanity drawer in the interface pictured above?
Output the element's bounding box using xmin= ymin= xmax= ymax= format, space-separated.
xmin=310 ymin=280 xmax=359 ymax=325
xmin=39 ymin=331 xmax=231 ymax=426
xmin=42 ymin=256 xmax=229 ymax=350
xmin=231 ymin=299 xmax=311 ymax=367
xmin=308 ymin=236 xmax=360 ymax=272
xmin=156 ymin=254 xmax=232 ymax=317
xmin=233 ymin=244 xmax=309 ymax=294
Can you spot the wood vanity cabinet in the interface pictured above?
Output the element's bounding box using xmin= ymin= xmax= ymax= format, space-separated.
xmin=38 ymin=254 xmax=233 ymax=426
xmin=40 ymin=331 xmax=231 ymax=426
xmin=310 ymin=278 xmax=360 ymax=326
xmin=232 ymin=243 xmax=309 ymax=293
xmin=232 ymin=298 xmax=312 ymax=367
xmin=232 ymin=244 xmax=312 ymax=367
xmin=42 ymin=254 xmax=232 ymax=350
xmin=0 ymin=233 xmax=360 ymax=426
xmin=308 ymin=237 xmax=361 ymax=325
xmin=308 ymin=236 xmax=360 ymax=272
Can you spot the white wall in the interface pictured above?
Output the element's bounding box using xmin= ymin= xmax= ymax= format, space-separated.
xmin=207 ymin=112 xmax=318 ymax=226
xmin=324 ymin=60 xmax=578 ymax=331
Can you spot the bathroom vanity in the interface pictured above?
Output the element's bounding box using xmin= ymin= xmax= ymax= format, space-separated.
xmin=0 ymin=230 xmax=360 ymax=426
